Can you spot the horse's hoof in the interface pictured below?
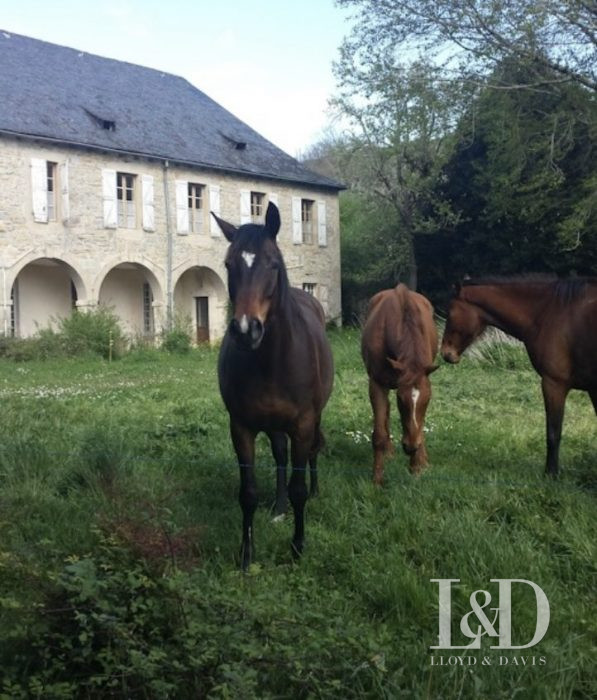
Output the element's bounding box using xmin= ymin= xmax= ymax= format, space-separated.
xmin=291 ymin=540 xmax=303 ymax=560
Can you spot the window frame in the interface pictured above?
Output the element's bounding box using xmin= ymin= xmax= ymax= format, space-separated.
xmin=116 ymin=171 xmax=137 ymax=229
xmin=301 ymin=199 xmax=315 ymax=244
xmin=187 ymin=182 xmax=205 ymax=233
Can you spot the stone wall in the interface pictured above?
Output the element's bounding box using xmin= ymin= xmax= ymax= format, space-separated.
xmin=0 ymin=136 xmax=341 ymax=340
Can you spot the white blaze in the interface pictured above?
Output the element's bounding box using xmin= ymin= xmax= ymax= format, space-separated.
xmin=240 ymin=314 xmax=249 ymax=333
xmin=241 ymin=251 xmax=256 ymax=268
xmin=411 ymin=387 xmax=421 ymax=428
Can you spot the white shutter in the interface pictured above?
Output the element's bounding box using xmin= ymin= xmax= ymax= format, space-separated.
xmin=175 ymin=180 xmax=189 ymax=234
xmin=240 ymin=190 xmax=251 ymax=224
xmin=142 ymin=174 xmax=155 ymax=231
xmin=209 ymin=184 xmax=221 ymax=237
xmin=59 ymin=161 xmax=70 ymax=224
xmin=292 ymin=196 xmax=302 ymax=244
xmin=31 ymin=158 xmax=48 ymax=223
xmin=102 ymin=169 xmax=117 ymax=229
xmin=317 ymin=200 xmax=327 ymax=246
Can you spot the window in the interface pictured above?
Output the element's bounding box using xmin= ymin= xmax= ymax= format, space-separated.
xmin=143 ymin=282 xmax=154 ymax=335
xmin=251 ymin=191 xmax=265 ymax=221
xmin=10 ymin=282 xmax=18 ymax=337
xmin=70 ymin=281 xmax=78 ymax=311
xmin=301 ymin=199 xmax=314 ymax=244
xmin=46 ymin=162 xmax=57 ymax=221
xmin=188 ymin=183 xmax=205 ymax=233
xmin=32 ymin=158 xmax=66 ymax=223
xmin=302 ymin=282 xmax=316 ymax=296
xmin=117 ymin=172 xmax=136 ymax=228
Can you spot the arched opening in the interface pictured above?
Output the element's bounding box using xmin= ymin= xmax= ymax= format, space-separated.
xmin=173 ymin=266 xmax=227 ymax=343
xmin=10 ymin=258 xmax=85 ymax=337
xmin=98 ymin=263 xmax=163 ymax=338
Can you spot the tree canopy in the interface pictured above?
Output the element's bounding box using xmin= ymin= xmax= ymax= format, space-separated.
xmin=337 ymin=0 xmax=597 ymax=92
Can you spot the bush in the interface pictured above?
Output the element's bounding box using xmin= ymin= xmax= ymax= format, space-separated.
xmin=161 ymin=313 xmax=192 ymax=354
xmin=59 ymin=308 xmax=125 ymax=360
xmin=0 ymin=308 xmax=125 ymax=361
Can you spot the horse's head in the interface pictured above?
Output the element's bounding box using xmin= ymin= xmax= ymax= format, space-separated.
xmin=387 ymin=357 xmax=438 ymax=471
xmin=441 ymin=286 xmax=486 ymax=363
xmin=212 ymin=202 xmax=286 ymax=350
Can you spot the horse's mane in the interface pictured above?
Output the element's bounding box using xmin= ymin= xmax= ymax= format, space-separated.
xmin=462 ymin=274 xmax=597 ymax=305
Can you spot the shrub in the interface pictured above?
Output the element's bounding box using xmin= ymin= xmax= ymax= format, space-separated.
xmin=58 ymin=307 xmax=125 ymax=360
xmin=161 ymin=313 xmax=192 ymax=354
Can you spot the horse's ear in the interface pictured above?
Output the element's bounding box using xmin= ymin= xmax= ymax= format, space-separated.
xmin=211 ymin=212 xmax=237 ymax=242
xmin=426 ymin=364 xmax=440 ymax=375
xmin=386 ymin=357 xmax=405 ymax=372
xmin=265 ymin=202 xmax=281 ymax=239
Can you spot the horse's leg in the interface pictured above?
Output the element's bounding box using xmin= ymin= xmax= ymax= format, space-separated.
xmin=308 ymin=422 xmax=325 ymax=497
xmin=267 ymin=430 xmax=288 ymax=518
xmin=541 ymin=377 xmax=568 ymax=478
xmin=410 ymin=441 xmax=428 ymax=475
xmin=369 ymin=379 xmax=391 ymax=485
xmin=288 ymin=422 xmax=314 ymax=559
xmin=230 ymin=420 xmax=257 ymax=570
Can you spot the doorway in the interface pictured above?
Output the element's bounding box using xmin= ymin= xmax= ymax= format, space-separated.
xmin=195 ymin=296 xmax=209 ymax=343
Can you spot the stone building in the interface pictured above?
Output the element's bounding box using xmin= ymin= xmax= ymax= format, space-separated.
xmin=0 ymin=31 xmax=342 ymax=342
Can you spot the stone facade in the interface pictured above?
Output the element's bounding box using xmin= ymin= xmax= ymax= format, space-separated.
xmin=0 ymin=135 xmax=341 ymax=342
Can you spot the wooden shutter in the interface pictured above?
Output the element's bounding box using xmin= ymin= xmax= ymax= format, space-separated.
xmin=317 ymin=200 xmax=327 ymax=246
xmin=142 ymin=174 xmax=155 ymax=231
xmin=209 ymin=185 xmax=221 ymax=237
xmin=102 ymin=169 xmax=117 ymax=228
xmin=175 ymin=181 xmax=189 ymax=234
xmin=31 ymin=158 xmax=48 ymax=223
xmin=240 ymin=190 xmax=251 ymax=224
xmin=292 ymin=196 xmax=302 ymax=244
xmin=60 ymin=161 xmax=70 ymax=224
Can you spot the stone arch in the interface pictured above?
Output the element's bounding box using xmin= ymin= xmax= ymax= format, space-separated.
xmin=98 ymin=262 xmax=165 ymax=338
xmin=9 ymin=256 xmax=87 ymax=337
xmin=173 ymin=265 xmax=228 ymax=343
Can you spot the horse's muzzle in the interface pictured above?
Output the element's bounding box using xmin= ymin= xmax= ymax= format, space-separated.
xmin=229 ymin=316 xmax=265 ymax=350
xmin=441 ymin=348 xmax=460 ymax=364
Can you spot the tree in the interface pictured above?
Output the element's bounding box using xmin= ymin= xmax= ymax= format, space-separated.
xmin=330 ymin=55 xmax=466 ymax=288
xmin=336 ymin=0 xmax=597 ymax=93
xmin=420 ymin=59 xmax=597 ymax=307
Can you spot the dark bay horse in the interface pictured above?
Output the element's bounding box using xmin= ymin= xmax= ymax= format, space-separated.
xmin=361 ymin=284 xmax=438 ymax=483
xmin=441 ymin=276 xmax=597 ymax=476
xmin=212 ymin=202 xmax=333 ymax=568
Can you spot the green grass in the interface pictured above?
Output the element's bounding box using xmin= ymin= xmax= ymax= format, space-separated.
xmin=0 ymin=329 xmax=595 ymax=698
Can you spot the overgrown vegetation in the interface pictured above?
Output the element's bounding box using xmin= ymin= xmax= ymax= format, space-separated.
xmin=0 ymin=307 xmax=125 ymax=361
xmin=1 ymin=330 xmax=594 ymax=697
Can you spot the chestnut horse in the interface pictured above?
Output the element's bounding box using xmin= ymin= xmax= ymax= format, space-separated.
xmin=441 ymin=276 xmax=597 ymax=476
xmin=212 ymin=202 xmax=333 ymax=568
xmin=361 ymin=284 xmax=438 ymax=483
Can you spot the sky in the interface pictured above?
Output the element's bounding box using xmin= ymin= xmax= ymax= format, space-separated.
xmin=1 ymin=0 xmax=352 ymax=157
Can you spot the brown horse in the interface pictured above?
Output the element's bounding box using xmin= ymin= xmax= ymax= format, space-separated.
xmin=441 ymin=276 xmax=597 ymax=476
xmin=212 ymin=202 xmax=333 ymax=568
xmin=361 ymin=284 xmax=438 ymax=483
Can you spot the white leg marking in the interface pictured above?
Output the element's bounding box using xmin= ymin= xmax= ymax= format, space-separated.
xmin=241 ymin=251 xmax=256 ymax=268
xmin=411 ymin=387 xmax=420 ymax=428
xmin=240 ymin=314 xmax=249 ymax=333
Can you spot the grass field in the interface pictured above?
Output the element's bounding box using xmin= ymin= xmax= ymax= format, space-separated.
xmin=0 ymin=329 xmax=595 ymax=698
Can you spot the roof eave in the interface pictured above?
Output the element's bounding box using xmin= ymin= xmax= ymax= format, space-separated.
xmin=0 ymin=128 xmax=346 ymax=192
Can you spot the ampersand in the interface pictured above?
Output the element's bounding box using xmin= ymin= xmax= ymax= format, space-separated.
xmin=460 ymin=589 xmax=500 ymax=642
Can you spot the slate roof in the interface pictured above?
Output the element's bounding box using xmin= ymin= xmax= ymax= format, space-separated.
xmin=0 ymin=30 xmax=342 ymax=190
